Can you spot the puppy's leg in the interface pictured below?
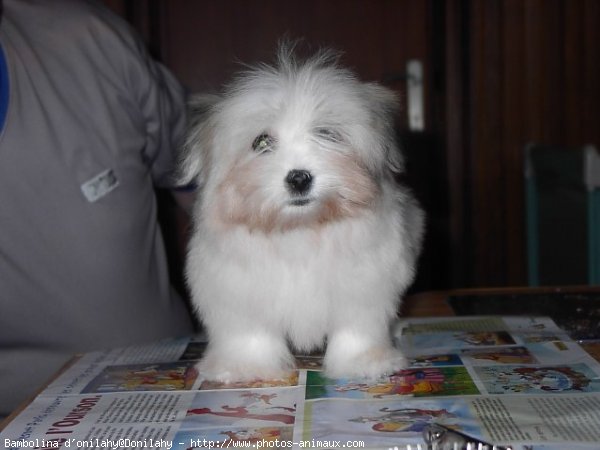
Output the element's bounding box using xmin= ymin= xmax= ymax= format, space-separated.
xmin=199 ymin=329 xmax=295 ymax=382
xmin=323 ymin=315 xmax=406 ymax=380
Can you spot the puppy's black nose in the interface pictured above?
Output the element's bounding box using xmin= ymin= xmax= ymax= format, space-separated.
xmin=285 ymin=169 xmax=313 ymax=194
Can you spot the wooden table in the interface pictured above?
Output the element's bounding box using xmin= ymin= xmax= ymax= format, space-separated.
xmin=401 ymin=284 xmax=600 ymax=317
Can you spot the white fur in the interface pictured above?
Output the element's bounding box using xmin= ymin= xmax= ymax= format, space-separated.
xmin=180 ymin=46 xmax=424 ymax=381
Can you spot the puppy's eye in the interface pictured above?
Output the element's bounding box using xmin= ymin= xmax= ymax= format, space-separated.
xmin=315 ymin=127 xmax=343 ymax=143
xmin=252 ymin=133 xmax=275 ymax=153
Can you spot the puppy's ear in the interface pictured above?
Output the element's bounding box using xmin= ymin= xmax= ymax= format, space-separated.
xmin=178 ymin=94 xmax=220 ymax=185
xmin=362 ymin=83 xmax=404 ymax=174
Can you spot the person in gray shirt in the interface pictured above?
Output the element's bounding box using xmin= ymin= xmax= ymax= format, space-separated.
xmin=0 ymin=0 xmax=195 ymax=417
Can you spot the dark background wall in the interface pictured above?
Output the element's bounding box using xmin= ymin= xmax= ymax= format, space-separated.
xmin=103 ymin=0 xmax=600 ymax=292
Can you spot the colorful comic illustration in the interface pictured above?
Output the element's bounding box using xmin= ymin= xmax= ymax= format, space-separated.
xmin=461 ymin=340 xmax=587 ymax=366
xmin=404 ymin=330 xmax=517 ymax=352
xmin=182 ymin=388 xmax=300 ymax=429
xmin=199 ymin=371 xmax=299 ymax=390
xmin=303 ymin=398 xmax=481 ymax=448
xmin=81 ymin=361 xmax=199 ymax=393
xmin=399 ymin=317 xmax=509 ymax=334
xmin=474 ymin=363 xmax=600 ymax=394
xmin=409 ymin=354 xmax=463 ymax=367
xmin=305 ymin=367 xmax=479 ymax=400
xmin=461 ymin=346 xmax=538 ymax=365
xmin=523 ymin=339 xmax=594 ymax=365
xmin=172 ymin=427 xmax=293 ymax=449
xmin=521 ymin=333 xmax=566 ymax=344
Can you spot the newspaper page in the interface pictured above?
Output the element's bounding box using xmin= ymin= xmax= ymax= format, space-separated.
xmin=2 ymin=316 xmax=600 ymax=450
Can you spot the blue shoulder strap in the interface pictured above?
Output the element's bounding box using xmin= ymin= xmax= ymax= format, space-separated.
xmin=0 ymin=42 xmax=9 ymax=132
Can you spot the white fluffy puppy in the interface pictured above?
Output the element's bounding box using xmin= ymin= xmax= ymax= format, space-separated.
xmin=179 ymin=46 xmax=424 ymax=382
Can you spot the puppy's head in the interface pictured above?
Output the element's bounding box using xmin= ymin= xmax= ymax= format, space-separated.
xmin=180 ymin=45 xmax=402 ymax=233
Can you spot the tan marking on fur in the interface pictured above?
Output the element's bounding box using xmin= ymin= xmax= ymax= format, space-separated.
xmin=211 ymin=151 xmax=380 ymax=234
xmin=326 ymin=151 xmax=380 ymax=215
xmin=210 ymin=158 xmax=280 ymax=232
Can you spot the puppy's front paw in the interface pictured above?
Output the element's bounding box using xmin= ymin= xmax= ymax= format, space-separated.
xmin=197 ymin=355 xmax=292 ymax=383
xmin=324 ymin=346 xmax=408 ymax=380
xmin=197 ymin=337 xmax=295 ymax=383
xmin=324 ymin=334 xmax=408 ymax=379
